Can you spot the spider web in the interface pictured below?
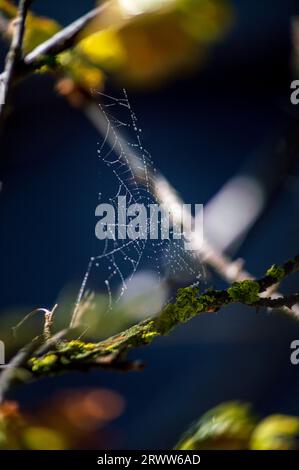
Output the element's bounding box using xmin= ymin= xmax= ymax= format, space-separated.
xmin=75 ymin=89 xmax=205 ymax=313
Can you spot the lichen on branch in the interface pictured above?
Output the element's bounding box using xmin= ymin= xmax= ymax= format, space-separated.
xmin=26 ymin=255 xmax=299 ymax=377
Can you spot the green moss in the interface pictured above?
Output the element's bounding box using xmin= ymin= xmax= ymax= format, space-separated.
xmin=61 ymin=340 xmax=96 ymax=351
xmin=154 ymin=304 xmax=177 ymax=335
xmin=29 ymin=340 xmax=100 ymax=374
xmin=266 ymin=264 xmax=285 ymax=282
xmin=141 ymin=321 xmax=159 ymax=343
xmin=199 ymin=289 xmax=224 ymax=311
xmin=30 ymin=354 xmax=58 ymax=373
xmin=153 ymin=287 xmax=222 ymax=336
xmin=57 ymin=340 xmax=96 ymax=358
xmin=174 ymin=287 xmax=201 ymax=322
xmin=228 ymin=280 xmax=260 ymax=305
xmin=176 ymin=286 xmax=199 ymax=302
xmin=103 ymin=344 xmax=119 ymax=353
xmin=175 ymin=286 xmax=224 ymax=320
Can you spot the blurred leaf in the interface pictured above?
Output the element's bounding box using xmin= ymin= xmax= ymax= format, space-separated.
xmin=0 ymin=401 xmax=24 ymax=450
xmin=250 ymin=415 xmax=299 ymax=450
xmin=51 ymin=388 xmax=125 ymax=431
xmin=0 ymin=0 xmax=60 ymax=53
xmin=177 ymin=0 xmax=232 ymax=41
xmin=75 ymin=28 xmax=126 ymax=71
xmin=0 ymin=0 xmax=16 ymax=18
xmin=75 ymin=0 xmax=232 ymax=86
xmin=175 ymin=402 xmax=257 ymax=450
xmin=23 ymin=15 xmax=60 ymax=54
xmin=0 ymin=389 xmax=124 ymax=450
xmin=22 ymin=426 xmax=68 ymax=450
xmin=57 ymin=50 xmax=104 ymax=90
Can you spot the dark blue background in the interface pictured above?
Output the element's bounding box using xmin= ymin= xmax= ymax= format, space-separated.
xmin=1 ymin=0 xmax=299 ymax=449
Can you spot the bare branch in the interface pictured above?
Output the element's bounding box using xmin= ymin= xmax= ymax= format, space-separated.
xmin=0 ymin=0 xmax=31 ymax=118
xmin=12 ymin=304 xmax=57 ymax=342
xmin=0 ymin=337 xmax=42 ymax=403
xmin=255 ymin=293 xmax=299 ymax=309
xmin=23 ymin=2 xmax=110 ymax=70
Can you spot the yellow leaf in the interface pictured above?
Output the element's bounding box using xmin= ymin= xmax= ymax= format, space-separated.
xmin=78 ymin=0 xmax=232 ymax=86
xmin=23 ymin=15 xmax=61 ymax=54
xmin=22 ymin=426 xmax=68 ymax=450
xmin=0 ymin=0 xmax=16 ymax=18
xmin=58 ymin=50 xmax=104 ymax=90
xmin=250 ymin=415 xmax=299 ymax=450
xmin=0 ymin=1 xmax=61 ymax=53
xmin=175 ymin=402 xmax=257 ymax=450
xmin=76 ymin=28 xmax=126 ymax=71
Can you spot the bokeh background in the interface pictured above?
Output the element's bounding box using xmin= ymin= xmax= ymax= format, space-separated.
xmin=1 ymin=0 xmax=299 ymax=449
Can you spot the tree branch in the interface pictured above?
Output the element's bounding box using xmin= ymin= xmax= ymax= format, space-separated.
xmin=24 ymin=254 xmax=299 ymax=378
xmin=0 ymin=336 xmax=42 ymax=403
xmin=0 ymin=2 xmax=111 ymax=105
xmin=23 ymin=1 xmax=110 ymax=70
xmin=0 ymin=0 xmax=31 ymax=119
xmin=255 ymin=293 xmax=299 ymax=309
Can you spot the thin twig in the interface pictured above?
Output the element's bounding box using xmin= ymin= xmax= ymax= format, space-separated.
xmin=70 ymin=291 xmax=95 ymax=329
xmin=0 ymin=0 xmax=31 ymax=118
xmin=255 ymin=293 xmax=299 ymax=309
xmin=12 ymin=304 xmax=57 ymax=341
xmin=23 ymin=2 xmax=110 ymax=69
xmin=43 ymin=304 xmax=58 ymax=341
xmin=0 ymin=336 xmax=42 ymax=403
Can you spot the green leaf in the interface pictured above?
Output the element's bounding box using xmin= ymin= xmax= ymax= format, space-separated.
xmin=250 ymin=415 xmax=299 ymax=450
xmin=175 ymin=401 xmax=257 ymax=450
